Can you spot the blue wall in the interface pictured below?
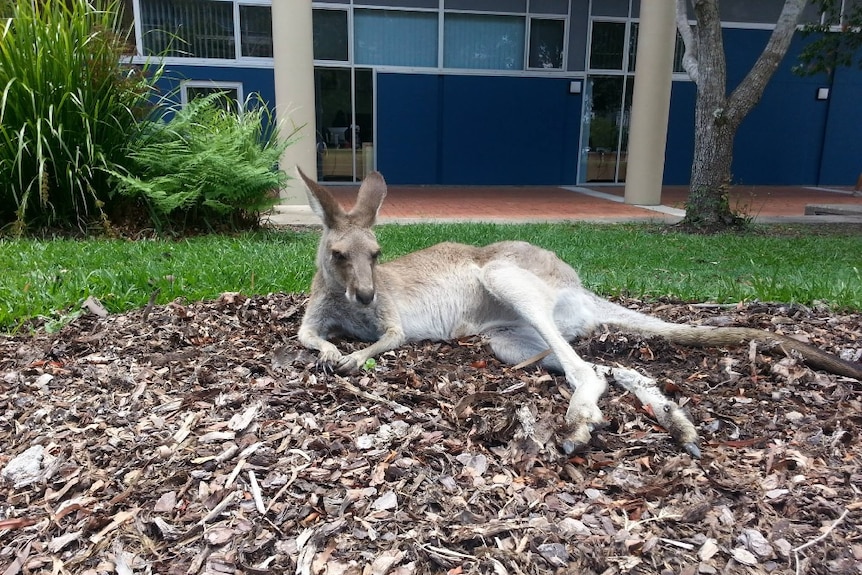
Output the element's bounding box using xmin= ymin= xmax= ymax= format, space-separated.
xmin=664 ymin=81 xmax=696 ymax=185
xmin=666 ymin=28 xmax=860 ymax=187
xmin=150 ymin=29 xmax=861 ymax=187
xmin=153 ymin=65 xmax=277 ymax=110
xmin=819 ymin=63 xmax=862 ymax=184
xmin=377 ymin=73 xmax=582 ymax=185
xmin=725 ymin=30 xmax=831 ymax=185
xmin=376 ymin=74 xmax=442 ymax=184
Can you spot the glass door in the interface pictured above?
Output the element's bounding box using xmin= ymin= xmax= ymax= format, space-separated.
xmin=314 ymin=67 xmax=374 ymax=182
xmin=582 ymin=75 xmax=633 ymax=183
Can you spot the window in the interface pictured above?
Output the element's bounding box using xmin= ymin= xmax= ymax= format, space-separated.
xmin=589 ymin=21 xmax=626 ymax=70
xmin=528 ymin=18 xmax=564 ymax=69
xmin=591 ymin=20 xmax=688 ymax=74
xmin=444 ymin=13 xmax=525 ymax=70
xmin=181 ymin=81 xmax=243 ymax=113
xmin=139 ymin=0 xmax=272 ymax=60
xmin=239 ymin=5 xmax=272 ymax=58
xmin=625 ymin=23 xmax=688 ymax=74
xmin=140 ymin=0 xmax=235 ymax=58
xmin=313 ymin=8 xmax=348 ymax=61
xmin=354 ymin=9 xmax=437 ymax=67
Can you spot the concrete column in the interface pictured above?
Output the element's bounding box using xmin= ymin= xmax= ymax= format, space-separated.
xmin=271 ymin=0 xmax=317 ymax=204
xmin=624 ymin=0 xmax=676 ymax=205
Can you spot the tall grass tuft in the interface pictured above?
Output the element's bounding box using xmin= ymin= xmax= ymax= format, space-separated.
xmin=112 ymin=92 xmax=295 ymax=232
xmin=0 ymin=0 xmax=159 ymax=233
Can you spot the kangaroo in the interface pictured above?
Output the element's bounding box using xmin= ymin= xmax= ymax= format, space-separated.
xmin=296 ymin=169 xmax=862 ymax=457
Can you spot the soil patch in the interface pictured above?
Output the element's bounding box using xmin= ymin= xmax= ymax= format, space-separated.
xmin=1 ymin=295 xmax=860 ymax=574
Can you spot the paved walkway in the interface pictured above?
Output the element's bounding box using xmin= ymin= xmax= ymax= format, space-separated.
xmin=266 ymin=183 xmax=862 ymax=226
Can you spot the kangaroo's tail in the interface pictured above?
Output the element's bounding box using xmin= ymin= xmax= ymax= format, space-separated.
xmin=589 ymin=295 xmax=862 ymax=380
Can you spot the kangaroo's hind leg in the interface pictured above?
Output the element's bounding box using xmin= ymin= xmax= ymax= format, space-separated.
xmin=480 ymin=261 xmax=609 ymax=454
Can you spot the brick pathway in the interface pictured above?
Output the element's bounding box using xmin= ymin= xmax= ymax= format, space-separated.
xmin=324 ymin=184 xmax=862 ymax=223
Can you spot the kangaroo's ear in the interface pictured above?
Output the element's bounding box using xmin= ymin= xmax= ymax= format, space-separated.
xmin=296 ymin=166 xmax=344 ymax=229
xmin=349 ymin=171 xmax=387 ymax=228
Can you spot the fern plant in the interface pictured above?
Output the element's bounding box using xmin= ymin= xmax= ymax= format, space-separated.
xmin=113 ymin=93 xmax=295 ymax=231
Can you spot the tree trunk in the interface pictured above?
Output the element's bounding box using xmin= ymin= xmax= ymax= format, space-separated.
xmin=676 ymin=0 xmax=808 ymax=232
xmin=684 ymin=105 xmax=741 ymax=230
xmin=680 ymin=0 xmax=741 ymax=230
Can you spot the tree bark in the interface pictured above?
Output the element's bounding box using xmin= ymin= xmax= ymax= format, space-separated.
xmin=677 ymin=0 xmax=808 ymax=231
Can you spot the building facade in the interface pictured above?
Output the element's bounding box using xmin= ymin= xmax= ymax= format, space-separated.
xmin=128 ymin=0 xmax=861 ymax=186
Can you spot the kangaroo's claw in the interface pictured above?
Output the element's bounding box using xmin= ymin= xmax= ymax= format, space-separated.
xmin=649 ymin=402 xmax=700 ymax=457
xmin=558 ymin=418 xmax=607 ymax=455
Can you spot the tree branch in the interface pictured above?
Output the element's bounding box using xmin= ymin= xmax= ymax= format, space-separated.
xmin=675 ymin=0 xmax=700 ymax=84
xmin=727 ymin=0 xmax=808 ymax=124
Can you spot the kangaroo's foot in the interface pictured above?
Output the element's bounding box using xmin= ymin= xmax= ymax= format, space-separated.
xmin=558 ymin=401 xmax=608 ymax=455
xmin=605 ymin=366 xmax=700 ymax=458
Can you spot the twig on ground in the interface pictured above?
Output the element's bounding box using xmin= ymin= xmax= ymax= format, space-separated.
xmin=141 ymin=288 xmax=160 ymax=322
xmin=334 ymin=375 xmax=410 ymax=414
xmin=511 ymin=349 xmax=551 ymax=370
xmin=793 ymin=508 xmax=850 ymax=575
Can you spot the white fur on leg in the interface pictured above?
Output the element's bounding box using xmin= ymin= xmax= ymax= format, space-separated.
xmin=597 ymin=364 xmax=700 ymax=457
xmin=480 ymin=262 xmax=609 ymax=453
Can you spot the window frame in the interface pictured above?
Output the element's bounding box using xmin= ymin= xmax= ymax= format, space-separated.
xmin=525 ymin=15 xmax=567 ymax=71
xmin=312 ymin=6 xmax=351 ymax=63
xmin=354 ymin=7 xmax=439 ymax=68
xmin=442 ymin=11 xmax=527 ymax=71
xmin=180 ymin=80 xmax=245 ymax=113
xmin=133 ymin=0 xmax=274 ymax=64
xmin=133 ymin=1 xmax=578 ymax=75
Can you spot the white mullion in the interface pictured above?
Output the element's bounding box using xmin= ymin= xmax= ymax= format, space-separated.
xmin=562 ymin=0 xmax=571 ymax=70
xmin=438 ymin=0 xmax=444 ymax=69
xmin=348 ymin=6 xmax=354 ymax=65
xmin=132 ymin=0 xmax=144 ymax=56
xmin=234 ymin=1 xmax=242 ymax=60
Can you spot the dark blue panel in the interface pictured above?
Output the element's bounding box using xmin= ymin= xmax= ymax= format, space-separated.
xmin=819 ymin=63 xmax=862 ymax=185
xmin=377 ymin=73 xmax=581 ymax=185
xmin=719 ymin=30 xmax=830 ymax=185
xmin=376 ymin=73 xmax=441 ymax=184
xmin=664 ymin=81 xmax=696 ymax=185
xmin=438 ymin=75 xmax=581 ymax=184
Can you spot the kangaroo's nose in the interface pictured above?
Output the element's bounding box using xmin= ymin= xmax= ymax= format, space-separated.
xmin=356 ymin=289 xmax=375 ymax=305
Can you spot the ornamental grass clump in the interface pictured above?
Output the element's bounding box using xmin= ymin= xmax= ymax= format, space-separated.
xmin=112 ymin=93 xmax=294 ymax=232
xmin=0 ymin=0 xmax=158 ymax=233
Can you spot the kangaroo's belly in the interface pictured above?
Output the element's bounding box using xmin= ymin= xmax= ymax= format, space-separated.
xmin=394 ymin=268 xmax=518 ymax=341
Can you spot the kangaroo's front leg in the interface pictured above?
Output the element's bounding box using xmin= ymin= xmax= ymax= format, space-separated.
xmin=480 ymin=261 xmax=608 ymax=454
xmin=337 ymin=325 xmax=406 ymax=373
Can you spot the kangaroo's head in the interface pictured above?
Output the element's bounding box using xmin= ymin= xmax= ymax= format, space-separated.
xmin=298 ymin=168 xmax=386 ymax=306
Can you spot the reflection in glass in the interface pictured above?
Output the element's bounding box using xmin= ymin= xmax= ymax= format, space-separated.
xmin=240 ymin=5 xmax=272 ymax=58
xmin=355 ymin=9 xmax=437 ymax=67
xmin=444 ymin=13 xmax=525 ymax=70
xmin=529 ymin=18 xmax=564 ymax=69
xmin=589 ymin=21 xmax=625 ymax=70
xmin=313 ymin=9 xmax=349 ymax=61
xmin=314 ymin=68 xmax=374 ymax=182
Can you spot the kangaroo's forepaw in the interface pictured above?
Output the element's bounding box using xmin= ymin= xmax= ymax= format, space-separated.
xmin=315 ymin=348 xmax=343 ymax=374
xmin=335 ymin=357 xmax=359 ymax=374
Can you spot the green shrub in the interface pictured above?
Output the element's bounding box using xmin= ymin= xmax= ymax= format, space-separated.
xmin=112 ymin=92 xmax=295 ymax=232
xmin=0 ymin=0 xmax=159 ymax=233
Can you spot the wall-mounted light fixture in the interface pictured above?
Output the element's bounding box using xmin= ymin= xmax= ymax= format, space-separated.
xmin=569 ymin=80 xmax=582 ymax=94
xmin=816 ymin=87 xmax=830 ymax=100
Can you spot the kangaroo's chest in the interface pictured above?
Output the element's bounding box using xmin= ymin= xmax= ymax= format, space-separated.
xmin=331 ymin=304 xmax=386 ymax=342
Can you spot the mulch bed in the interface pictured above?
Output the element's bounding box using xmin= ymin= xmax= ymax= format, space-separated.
xmin=1 ymin=294 xmax=860 ymax=574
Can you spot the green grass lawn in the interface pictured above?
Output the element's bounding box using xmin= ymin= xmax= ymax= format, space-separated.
xmin=1 ymin=223 xmax=860 ymax=333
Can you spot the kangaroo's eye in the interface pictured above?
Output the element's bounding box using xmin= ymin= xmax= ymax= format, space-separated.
xmin=372 ymin=250 xmax=381 ymax=261
xmin=331 ymin=250 xmax=346 ymax=261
